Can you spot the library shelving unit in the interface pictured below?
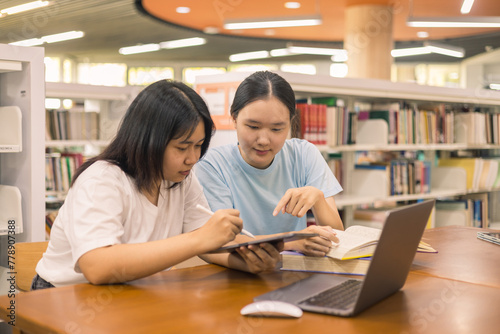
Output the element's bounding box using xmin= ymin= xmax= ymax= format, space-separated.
xmin=0 ymin=44 xmax=45 ymax=244
xmin=45 ymin=81 xmax=139 ymax=145
xmin=195 ymin=71 xmax=500 ymax=227
xmin=44 ymin=82 xmax=139 ymax=216
xmin=0 ymin=44 xmax=45 ymax=294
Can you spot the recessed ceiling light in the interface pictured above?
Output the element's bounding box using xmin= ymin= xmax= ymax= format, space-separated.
xmin=417 ymin=31 xmax=429 ymax=38
xmin=285 ymin=2 xmax=301 ymax=9
xmin=176 ymin=7 xmax=190 ymax=14
xmin=203 ymin=27 xmax=220 ymax=34
xmin=460 ymin=0 xmax=475 ymax=14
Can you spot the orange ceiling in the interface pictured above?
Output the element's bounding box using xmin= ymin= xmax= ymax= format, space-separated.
xmin=141 ymin=0 xmax=500 ymax=43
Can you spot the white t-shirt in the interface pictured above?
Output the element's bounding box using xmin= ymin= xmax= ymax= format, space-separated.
xmin=36 ymin=161 xmax=209 ymax=287
xmin=195 ymin=139 xmax=343 ymax=235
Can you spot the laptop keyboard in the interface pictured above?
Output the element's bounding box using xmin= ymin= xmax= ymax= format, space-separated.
xmin=298 ymin=279 xmax=363 ymax=310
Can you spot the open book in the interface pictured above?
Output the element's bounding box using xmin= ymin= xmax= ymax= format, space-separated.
xmin=327 ymin=225 xmax=436 ymax=260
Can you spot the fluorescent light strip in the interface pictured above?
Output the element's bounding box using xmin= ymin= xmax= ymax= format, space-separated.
xmin=42 ymin=31 xmax=84 ymax=43
xmin=426 ymin=46 xmax=464 ymax=57
xmin=9 ymin=38 xmax=43 ymax=47
xmin=461 ymin=0 xmax=475 ymax=14
xmin=224 ymin=15 xmax=321 ymax=30
xmin=270 ymin=48 xmax=294 ymax=57
xmin=229 ymin=51 xmax=269 ymax=62
xmin=9 ymin=30 xmax=84 ymax=46
xmin=1 ymin=0 xmax=49 ymax=15
xmin=391 ymin=47 xmax=431 ymax=57
xmin=119 ymin=44 xmax=160 ymax=55
xmin=407 ymin=16 xmax=500 ymax=28
xmin=392 ymin=43 xmax=464 ymax=58
xmin=288 ymin=46 xmax=346 ymax=56
xmin=159 ymin=37 xmax=206 ymax=49
xmin=489 ymin=83 xmax=500 ymax=90
xmin=424 ymin=41 xmax=465 ymax=57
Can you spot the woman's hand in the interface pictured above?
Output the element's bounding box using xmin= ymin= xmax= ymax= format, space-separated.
xmin=235 ymin=241 xmax=284 ymax=274
xmin=197 ymin=209 xmax=243 ymax=251
xmin=285 ymin=225 xmax=339 ymax=257
xmin=273 ymin=186 xmax=323 ymax=218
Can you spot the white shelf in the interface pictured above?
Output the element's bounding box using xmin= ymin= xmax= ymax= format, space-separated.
xmin=45 ymin=139 xmax=110 ymax=148
xmin=0 ymin=43 xmax=46 ymax=244
xmin=45 ymin=82 xmax=136 ymax=101
xmin=196 ymin=71 xmax=500 ymax=106
xmin=0 ymin=60 xmax=22 ymax=73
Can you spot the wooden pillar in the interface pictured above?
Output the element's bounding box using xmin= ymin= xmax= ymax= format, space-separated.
xmin=344 ymin=4 xmax=393 ymax=80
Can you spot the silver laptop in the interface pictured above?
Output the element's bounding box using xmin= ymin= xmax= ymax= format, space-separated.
xmin=255 ymin=199 xmax=435 ymax=317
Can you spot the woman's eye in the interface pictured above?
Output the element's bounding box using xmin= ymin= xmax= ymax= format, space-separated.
xmin=177 ymin=147 xmax=188 ymax=151
xmin=272 ymin=128 xmax=283 ymax=132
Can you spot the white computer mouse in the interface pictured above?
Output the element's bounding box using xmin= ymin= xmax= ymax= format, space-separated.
xmin=240 ymin=300 xmax=303 ymax=318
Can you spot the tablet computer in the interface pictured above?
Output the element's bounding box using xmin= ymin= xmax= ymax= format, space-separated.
xmin=477 ymin=231 xmax=500 ymax=246
xmin=209 ymin=232 xmax=319 ymax=253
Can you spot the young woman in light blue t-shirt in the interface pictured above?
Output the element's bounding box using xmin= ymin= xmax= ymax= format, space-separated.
xmin=196 ymin=71 xmax=344 ymax=257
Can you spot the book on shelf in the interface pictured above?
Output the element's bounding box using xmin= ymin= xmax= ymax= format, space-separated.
xmin=46 ymin=109 xmax=100 ymax=141
xmin=435 ymin=194 xmax=489 ymax=228
xmin=281 ymin=251 xmax=371 ymax=275
xmin=353 ymin=159 xmax=431 ymax=197
xmin=45 ymin=151 xmax=84 ymax=192
xmin=437 ymin=158 xmax=483 ymax=191
xmin=453 ymin=111 xmax=499 ymax=145
xmin=326 ymin=225 xmax=436 ymax=261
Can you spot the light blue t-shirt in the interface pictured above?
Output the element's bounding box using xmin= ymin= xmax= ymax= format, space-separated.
xmin=195 ymin=138 xmax=343 ymax=235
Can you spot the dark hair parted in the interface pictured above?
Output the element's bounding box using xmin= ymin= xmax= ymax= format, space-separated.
xmin=71 ymin=80 xmax=214 ymax=193
xmin=230 ymin=71 xmax=296 ymax=121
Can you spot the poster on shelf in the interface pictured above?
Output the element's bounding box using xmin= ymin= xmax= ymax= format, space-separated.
xmin=196 ymin=81 xmax=239 ymax=130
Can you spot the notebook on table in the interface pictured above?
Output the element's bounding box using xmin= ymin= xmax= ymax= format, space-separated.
xmin=254 ymin=199 xmax=435 ymax=317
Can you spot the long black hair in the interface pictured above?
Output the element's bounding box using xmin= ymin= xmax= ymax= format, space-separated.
xmin=230 ymin=71 xmax=296 ymax=121
xmin=71 ymin=80 xmax=214 ymax=193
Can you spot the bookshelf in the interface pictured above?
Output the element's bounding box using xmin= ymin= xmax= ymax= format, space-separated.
xmin=0 ymin=44 xmax=45 ymax=241
xmin=195 ymin=71 xmax=500 ymax=227
xmin=44 ymin=83 xmax=139 ymax=234
xmin=0 ymin=44 xmax=45 ymax=293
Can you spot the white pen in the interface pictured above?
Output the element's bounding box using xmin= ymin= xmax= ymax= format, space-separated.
xmin=196 ymin=204 xmax=256 ymax=239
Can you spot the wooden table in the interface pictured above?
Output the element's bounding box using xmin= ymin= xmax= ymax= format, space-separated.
xmin=1 ymin=226 xmax=499 ymax=334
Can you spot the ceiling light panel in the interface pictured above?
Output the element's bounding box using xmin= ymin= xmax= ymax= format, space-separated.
xmin=119 ymin=44 xmax=160 ymax=55
xmin=160 ymin=37 xmax=206 ymax=49
xmin=0 ymin=0 xmax=49 ymax=16
xmin=224 ymin=15 xmax=322 ymax=30
xmin=229 ymin=51 xmax=269 ymax=62
xmin=407 ymin=16 xmax=500 ymax=28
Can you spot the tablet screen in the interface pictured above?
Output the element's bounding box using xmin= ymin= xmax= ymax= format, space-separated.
xmin=209 ymin=232 xmax=318 ymax=253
